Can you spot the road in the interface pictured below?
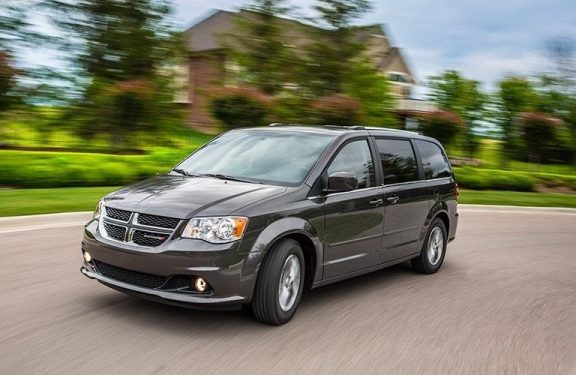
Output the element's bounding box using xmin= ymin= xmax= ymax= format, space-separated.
xmin=1 ymin=206 xmax=575 ymax=374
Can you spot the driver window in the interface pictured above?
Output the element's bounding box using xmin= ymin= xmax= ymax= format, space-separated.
xmin=327 ymin=140 xmax=375 ymax=189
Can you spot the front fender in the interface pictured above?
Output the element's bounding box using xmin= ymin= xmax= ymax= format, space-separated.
xmin=241 ymin=217 xmax=323 ymax=285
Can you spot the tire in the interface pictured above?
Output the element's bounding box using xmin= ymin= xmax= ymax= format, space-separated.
xmin=252 ymin=239 xmax=305 ymax=325
xmin=411 ymin=218 xmax=447 ymax=274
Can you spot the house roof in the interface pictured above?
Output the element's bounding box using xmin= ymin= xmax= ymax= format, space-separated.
xmin=184 ymin=9 xmax=413 ymax=79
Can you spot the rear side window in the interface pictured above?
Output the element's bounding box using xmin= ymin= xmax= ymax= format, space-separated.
xmin=327 ymin=140 xmax=375 ymax=189
xmin=375 ymin=139 xmax=418 ymax=184
xmin=416 ymin=140 xmax=452 ymax=179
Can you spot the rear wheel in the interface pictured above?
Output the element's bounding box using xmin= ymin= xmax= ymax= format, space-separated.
xmin=411 ymin=218 xmax=447 ymax=274
xmin=252 ymin=239 xmax=305 ymax=325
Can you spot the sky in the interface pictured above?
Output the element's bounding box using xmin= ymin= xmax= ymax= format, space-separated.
xmin=20 ymin=0 xmax=576 ymax=96
xmin=173 ymin=0 xmax=576 ymax=93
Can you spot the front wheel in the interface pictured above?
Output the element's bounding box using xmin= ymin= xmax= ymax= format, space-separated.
xmin=411 ymin=218 xmax=447 ymax=274
xmin=252 ymin=239 xmax=305 ymax=325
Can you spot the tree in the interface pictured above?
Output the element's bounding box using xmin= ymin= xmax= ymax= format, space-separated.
xmin=495 ymin=76 xmax=537 ymax=164
xmin=428 ymin=70 xmax=485 ymax=157
xmin=0 ymin=52 xmax=17 ymax=111
xmin=304 ymin=0 xmax=372 ymax=95
xmin=227 ymin=0 xmax=298 ymax=96
xmin=44 ymin=0 xmax=184 ymax=147
xmin=343 ymin=60 xmax=397 ymax=126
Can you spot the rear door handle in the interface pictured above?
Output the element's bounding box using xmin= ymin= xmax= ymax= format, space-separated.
xmin=386 ymin=196 xmax=400 ymax=204
xmin=369 ymin=198 xmax=384 ymax=207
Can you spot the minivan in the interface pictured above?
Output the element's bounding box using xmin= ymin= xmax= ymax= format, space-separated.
xmin=81 ymin=124 xmax=458 ymax=325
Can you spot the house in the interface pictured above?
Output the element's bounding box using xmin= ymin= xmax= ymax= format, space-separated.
xmin=182 ymin=9 xmax=420 ymax=131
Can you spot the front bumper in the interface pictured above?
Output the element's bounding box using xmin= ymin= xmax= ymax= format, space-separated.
xmin=81 ymin=219 xmax=261 ymax=310
xmin=80 ymin=266 xmax=245 ymax=310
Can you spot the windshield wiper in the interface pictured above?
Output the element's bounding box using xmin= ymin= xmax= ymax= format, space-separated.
xmin=172 ymin=168 xmax=199 ymax=177
xmin=201 ymin=173 xmax=259 ymax=184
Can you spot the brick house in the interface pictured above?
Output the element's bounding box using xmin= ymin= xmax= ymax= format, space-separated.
xmin=182 ymin=9 xmax=419 ymax=131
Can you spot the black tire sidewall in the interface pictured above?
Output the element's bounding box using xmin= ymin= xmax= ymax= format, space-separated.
xmin=272 ymin=242 xmax=305 ymax=322
xmin=422 ymin=218 xmax=447 ymax=273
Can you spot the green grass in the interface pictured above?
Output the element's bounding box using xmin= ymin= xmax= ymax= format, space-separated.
xmin=0 ymin=187 xmax=119 ymax=217
xmin=1 ymin=186 xmax=575 ymax=218
xmin=458 ymin=189 xmax=576 ymax=208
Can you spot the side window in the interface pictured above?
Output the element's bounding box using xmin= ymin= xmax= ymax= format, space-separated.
xmin=327 ymin=140 xmax=375 ymax=189
xmin=416 ymin=140 xmax=452 ymax=179
xmin=375 ymin=139 xmax=418 ymax=185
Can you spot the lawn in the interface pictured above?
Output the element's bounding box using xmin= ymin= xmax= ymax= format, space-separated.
xmin=1 ymin=187 xmax=575 ymax=218
xmin=458 ymin=189 xmax=576 ymax=208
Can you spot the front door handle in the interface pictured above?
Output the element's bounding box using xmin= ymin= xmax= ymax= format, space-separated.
xmin=369 ymin=198 xmax=384 ymax=207
xmin=386 ymin=196 xmax=400 ymax=204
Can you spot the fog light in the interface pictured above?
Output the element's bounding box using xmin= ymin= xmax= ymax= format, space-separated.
xmin=194 ymin=277 xmax=208 ymax=293
xmin=83 ymin=251 xmax=92 ymax=263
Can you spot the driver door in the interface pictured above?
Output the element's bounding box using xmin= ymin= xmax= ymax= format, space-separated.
xmin=322 ymin=139 xmax=385 ymax=279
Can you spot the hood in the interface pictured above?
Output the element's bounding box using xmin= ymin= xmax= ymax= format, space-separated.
xmin=104 ymin=175 xmax=287 ymax=218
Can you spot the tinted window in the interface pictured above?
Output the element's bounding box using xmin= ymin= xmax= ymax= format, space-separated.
xmin=416 ymin=140 xmax=452 ymax=179
xmin=375 ymin=139 xmax=418 ymax=184
xmin=327 ymin=140 xmax=375 ymax=189
xmin=176 ymin=130 xmax=336 ymax=186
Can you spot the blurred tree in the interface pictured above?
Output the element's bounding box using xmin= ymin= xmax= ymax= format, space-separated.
xmin=227 ymin=0 xmax=300 ymax=96
xmin=418 ymin=111 xmax=464 ymax=147
xmin=428 ymin=70 xmax=486 ymax=157
xmin=44 ymin=0 xmax=185 ymax=148
xmin=495 ymin=76 xmax=537 ymax=165
xmin=343 ymin=59 xmax=397 ymax=126
xmin=0 ymin=52 xmax=18 ymax=111
xmin=304 ymin=0 xmax=372 ymax=95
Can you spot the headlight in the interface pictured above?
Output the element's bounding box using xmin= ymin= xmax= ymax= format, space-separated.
xmin=93 ymin=199 xmax=104 ymax=220
xmin=181 ymin=216 xmax=248 ymax=243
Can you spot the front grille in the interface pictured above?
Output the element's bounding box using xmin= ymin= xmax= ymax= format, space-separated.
xmin=105 ymin=207 xmax=131 ymax=222
xmin=137 ymin=214 xmax=180 ymax=229
xmin=94 ymin=260 xmax=167 ymax=289
xmin=103 ymin=222 xmax=126 ymax=241
xmin=132 ymin=230 xmax=169 ymax=247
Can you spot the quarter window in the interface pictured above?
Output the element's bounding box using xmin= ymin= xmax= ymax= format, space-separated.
xmin=375 ymin=139 xmax=418 ymax=184
xmin=416 ymin=140 xmax=452 ymax=179
xmin=327 ymin=140 xmax=375 ymax=189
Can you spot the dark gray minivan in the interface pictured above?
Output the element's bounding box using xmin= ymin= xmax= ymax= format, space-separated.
xmin=81 ymin=125 xmax=458 ymax=325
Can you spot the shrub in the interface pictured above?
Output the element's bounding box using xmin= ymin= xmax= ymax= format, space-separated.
xmin=453 ymin=167 xmax=536 ymax=192
xmin=209 ymin=87 xmax=274 ymax=129
xmin=418 ymin=111 xmax=464 ymax=147
xmin=309 ymin=94 xmax=362 ymax=125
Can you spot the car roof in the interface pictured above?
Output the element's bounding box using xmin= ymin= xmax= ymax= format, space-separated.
xmin=235 ymin=124 xmax=437 ymax=142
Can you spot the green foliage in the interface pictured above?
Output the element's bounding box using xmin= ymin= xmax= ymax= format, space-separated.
xmin=303 ymin=0 xmax=372 ymax=95
xmin=343 ymin=60 xmax=397 ymax=126
xmin=227 ymin=0 xmax=299 ymax=95
xmin=418 ymin=111 xmax=464 ymax=147
xmin=428 ymin=70 xmax=485 ymax=123
xmin=309 ymin=94 xmax=362 ymax=125
xmin=209 ymin=87 xmax=275 ymax=129
xmin=0 ymin=149 xmax=191 ymax=188
xmin=454 ymin=167 xmax=535 ymax=192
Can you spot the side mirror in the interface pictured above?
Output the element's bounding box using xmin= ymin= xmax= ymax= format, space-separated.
xmin=325 ymin=171 xmax=358 ymax=193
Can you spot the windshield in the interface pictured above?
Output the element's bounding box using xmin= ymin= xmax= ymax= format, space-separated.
xmin=174 ymin=130 xmax=336 ymax=186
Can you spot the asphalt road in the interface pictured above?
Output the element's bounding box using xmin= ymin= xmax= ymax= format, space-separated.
xmin=1 ymin=206 xmax=575 ymax=374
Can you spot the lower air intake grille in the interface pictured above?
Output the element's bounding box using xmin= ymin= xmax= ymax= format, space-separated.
xmin=103 ymin=222 xmax=126 ymax=241
xmin=94 ymin=260 xmax=166 ymax=289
